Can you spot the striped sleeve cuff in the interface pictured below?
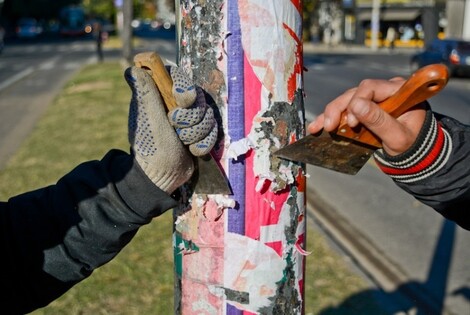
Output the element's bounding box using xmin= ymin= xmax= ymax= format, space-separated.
xmin=373 ymin=110 xmax=453 ymax=183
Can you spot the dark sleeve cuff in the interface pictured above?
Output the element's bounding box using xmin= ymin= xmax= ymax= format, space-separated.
xmin=373 ymin=108 xmax=453 ymax=183
xmin=107 ymin=149 xmax=178 ymax=219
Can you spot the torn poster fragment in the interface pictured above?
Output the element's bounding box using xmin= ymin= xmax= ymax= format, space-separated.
xmin=227 ymin=91 xmax=305 ymax=193
xmin=223 ymin=232 xmax=286 ymax=311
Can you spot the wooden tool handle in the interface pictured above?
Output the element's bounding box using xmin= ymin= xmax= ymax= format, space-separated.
xmin=133 ymin=52 xmax=177 ymax=110
xmin=335 ymin=64 xmax=449 ymax=148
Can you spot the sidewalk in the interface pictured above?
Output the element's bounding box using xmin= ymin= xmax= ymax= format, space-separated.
xmin=303 ymin=41 xmax=421 ymax=55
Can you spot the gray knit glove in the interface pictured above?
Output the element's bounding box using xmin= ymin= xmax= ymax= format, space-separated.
xmin=125 ymin=66 xmax=217 ymax=194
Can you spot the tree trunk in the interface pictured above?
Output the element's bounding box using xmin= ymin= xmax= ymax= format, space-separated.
xmin=174 ymin=1 xmax=306 ymax=314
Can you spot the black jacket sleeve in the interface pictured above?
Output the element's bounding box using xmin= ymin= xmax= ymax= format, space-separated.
xmin=0 ymin=149 xmax=178 ymax=314
xmin=374 ymin=108 xmax=470 ymax=230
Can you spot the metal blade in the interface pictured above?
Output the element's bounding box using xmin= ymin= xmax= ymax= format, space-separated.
xmin=192 ymin=154 xmax=232 ymax=194
xmin=274 ymin=130 xmax=376 ymax=175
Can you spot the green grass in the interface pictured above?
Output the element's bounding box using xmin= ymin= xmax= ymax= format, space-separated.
xmin=0 ymin=62 xmax=386 ymax=314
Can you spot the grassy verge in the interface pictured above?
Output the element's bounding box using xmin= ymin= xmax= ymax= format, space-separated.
xmin=0 ymin=62 xmax=386 ymax=314
xmin=103 ymin=35 xmax=141 ymax=49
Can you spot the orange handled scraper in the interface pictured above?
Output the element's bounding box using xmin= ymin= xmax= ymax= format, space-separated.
xmin=274 ymin=64 xmax=449 ymax=175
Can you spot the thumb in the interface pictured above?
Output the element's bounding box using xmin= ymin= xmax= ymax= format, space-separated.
xmin=349 ymin=98 xmax=407 ymax=150
xmin=124 ymin=66 xmax=180 ymax=156
xmin=124 ymin=66 xmax=194 ymax=193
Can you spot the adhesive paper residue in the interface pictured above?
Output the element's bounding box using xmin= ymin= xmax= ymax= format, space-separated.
xmin=175 ymin=194 xmax=235 ymax=239
xmin=223 ymin=232 xmax=286 ymax=312
xmin=225 ymin=0 xmax=304 ymax=192
xmin=227 ymin=91 xmax=304 ymax=192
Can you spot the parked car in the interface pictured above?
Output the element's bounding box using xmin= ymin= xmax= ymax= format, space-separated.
xmin=410 ymin=39 xmax=470 ymax=76
xmin=16 ymin=18 xmax=43 ymax=39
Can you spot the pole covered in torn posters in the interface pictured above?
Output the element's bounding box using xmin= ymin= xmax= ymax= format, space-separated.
xmin=174 ymin=1 xmax=307 ymax=314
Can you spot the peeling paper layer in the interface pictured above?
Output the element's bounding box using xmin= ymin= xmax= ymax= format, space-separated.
xmin=175 ymin=0 xmax=306 ymax=314
xmin=238 ymin=0 xmax=302 ymax=102
xmin=226 ymin=137 xmax=253 ymax=161
xmin=225 ymin=0 xmax=304 ymax=193
xmin=224 ymin=232 xmax=286 ymax=311
xmin=227 ymin=95 xmax=305 ymax=193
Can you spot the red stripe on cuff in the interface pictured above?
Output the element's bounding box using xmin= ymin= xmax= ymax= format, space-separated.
xmin=378 ymin=123 xmax=445 ymax=176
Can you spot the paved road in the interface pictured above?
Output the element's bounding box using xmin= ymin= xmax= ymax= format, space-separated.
xmin=0 ymin=37 xmax=176 ymax=170
xmin=0 ymin=39 xmax=98 ymax=169
xmin=303 ymin=48 xmax=470 ymax=315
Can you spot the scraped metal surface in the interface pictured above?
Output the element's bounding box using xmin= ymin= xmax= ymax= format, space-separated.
xmin=274 ymin=130 xmax=376 ymax=175
xmin=191 ymin=154 xmax=232 ymax=194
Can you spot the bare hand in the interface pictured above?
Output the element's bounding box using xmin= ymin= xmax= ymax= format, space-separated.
xmin=307 ymin=78 xmax=427 ymax=156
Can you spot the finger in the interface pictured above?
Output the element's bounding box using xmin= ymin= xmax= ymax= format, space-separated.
xmin=188 ymin=125 xmax=218 ymax=156
xmin=346 ymin=111 xmax=360 ymax=127
xmin=353 ymin=78 xmax=404 ymax=104
xmin=322 ymin=88 xmax=357 ymax=131
xmin=170 ymin=66 xmax=196 ymax=108
xmin=177 ymin=107 xmax=216 ymax=145
xmin=307 ymin=114 xmax=325 ymax=134
xmin=168 ymin=87 xmax=207 ymax=128
xmin=348 ymin=96 xmax=411 ymax=150
xmin=125 ymin=66 xmax=177 ymax=156
xmin=389 ymin=76 xmax=406 ymax=82
xmin=344 ymin=78 xmax=406 ymax=128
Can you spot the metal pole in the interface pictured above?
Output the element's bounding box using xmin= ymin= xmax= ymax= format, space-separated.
xmin=371 ymin=0 xmax=380 ymax=51
xmin=463 ymin=0 xmax=470 ymax=39
xmin=174 ymin=1 xmax=307 ymax=314
xmin=121 ymin=0 xmax=133 ymax=65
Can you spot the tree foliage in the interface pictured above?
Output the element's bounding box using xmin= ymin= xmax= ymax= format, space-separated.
xmin=82 ymin=0 xmax=115 ymax=20
xmin=1 ymin=0 xmax=158 ymax=26
xmin=2 ymin=0 xmax=80 ymax=21
xmin=303 ymin=0 xmax=319 ymax=41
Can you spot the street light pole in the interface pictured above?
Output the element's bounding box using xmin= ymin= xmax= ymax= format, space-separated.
xmin=463 ymin=0 xmax=470 ymax=39
xmin=174 ymin=1 xmax=306 ymax=314
xmin=121 ymin=0 xmax=133 ymax=65
xmin=371 ymin=0 xmax=381 ymax=51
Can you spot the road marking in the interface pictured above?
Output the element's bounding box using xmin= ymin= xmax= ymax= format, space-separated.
xmin=63 ymin=62 xmax=82 ymax=70
xmin=0 ymin=67 xmax=34 ymax=92
xmin=0 ymin=55 xmax=84 ymax=91
xmin=38 ymin=56 xmax=60 ymax=70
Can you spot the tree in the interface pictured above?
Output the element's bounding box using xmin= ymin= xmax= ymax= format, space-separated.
xmin=82 ymin=0 xmax=115 ymax=21
xmin=303 ymin=0 xmax=319 ymax=41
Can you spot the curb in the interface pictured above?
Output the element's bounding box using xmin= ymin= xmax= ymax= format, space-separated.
xmin=303 ymin=42 xmax=421 ymax=55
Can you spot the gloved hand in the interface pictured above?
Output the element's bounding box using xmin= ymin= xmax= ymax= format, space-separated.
xmin=125 ymin=66 xmax=218 ymax=194
xmin=167 ymin=66 xmax=218 ymax=156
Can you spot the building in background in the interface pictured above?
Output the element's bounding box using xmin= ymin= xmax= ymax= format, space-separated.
xmin=446 ymin=0 xmax=470 ymax=39
xmin=314 ymin=0 xmax=469 ymax=48
xmin=355 ymin=0 xmax=446 ymax=48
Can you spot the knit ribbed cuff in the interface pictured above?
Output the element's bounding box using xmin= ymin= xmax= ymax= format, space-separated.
xmin=373 ymin=110 xmax=453 ymax=183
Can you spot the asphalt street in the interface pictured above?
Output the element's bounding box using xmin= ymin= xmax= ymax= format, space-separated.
xmin=0 ymin=39 xmax=96 ymax=169
xmin=303 ymin=45 xmax=469 ymax=315
xmin=0 ymin=37 xmax=176 ymax=170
